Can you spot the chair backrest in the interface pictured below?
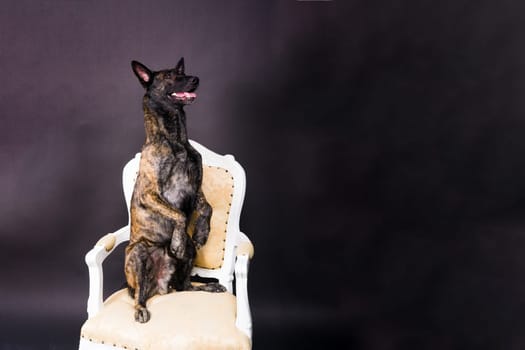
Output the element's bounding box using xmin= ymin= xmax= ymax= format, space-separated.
xmin=121 ymin=140 xmax=246 ymax=291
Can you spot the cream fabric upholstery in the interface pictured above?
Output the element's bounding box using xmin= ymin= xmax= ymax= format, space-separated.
xmin=81 ymin=289 xmax=250 ymax=350
xmin=194 ymin=166 xmax=234 ymax=269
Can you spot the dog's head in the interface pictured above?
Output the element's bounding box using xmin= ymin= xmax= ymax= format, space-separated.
xmin=131 ymin=58 xmax=199 ymax=106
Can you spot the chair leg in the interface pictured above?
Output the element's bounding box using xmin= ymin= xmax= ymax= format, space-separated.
xmin=234 ymin=254 xmax=252 ymax=339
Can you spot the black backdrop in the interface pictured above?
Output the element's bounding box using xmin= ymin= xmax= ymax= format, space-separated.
xmin=2 ymin=1 xmax=525 ymax=349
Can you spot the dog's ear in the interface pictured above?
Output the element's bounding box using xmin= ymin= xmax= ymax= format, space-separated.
xmin=131 ymin=60 xmax=153 ymax=88
xmin=175 ymin=57 xmax=185 ymax=75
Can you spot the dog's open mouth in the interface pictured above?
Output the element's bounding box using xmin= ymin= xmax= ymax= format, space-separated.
xmin=170 ymin=92 xmax=197 ymax=104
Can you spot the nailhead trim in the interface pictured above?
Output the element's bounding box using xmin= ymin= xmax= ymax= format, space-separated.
xmin=81 ymin=334 xmax=138 ymax=350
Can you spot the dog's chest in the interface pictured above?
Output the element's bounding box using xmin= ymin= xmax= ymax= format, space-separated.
xmin=160 ymin=149 xmax=200 ymax=208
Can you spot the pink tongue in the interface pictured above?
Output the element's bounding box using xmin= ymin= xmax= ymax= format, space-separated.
xmin=174 ymin=92 xmax=196 ymax=98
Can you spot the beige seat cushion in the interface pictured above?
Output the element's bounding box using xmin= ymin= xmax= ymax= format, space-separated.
xmin=81 ymin=289 xmax=250 ymax=350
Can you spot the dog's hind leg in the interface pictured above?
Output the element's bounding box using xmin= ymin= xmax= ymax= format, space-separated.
xmin=127 ymin=285 xmax=135 ymax=299
xmin=170 ymin=242 xmax=226 ymax=293
xmin=134 ymin=268 xmax=151 ymax=323
xmin=170 ymin=239 xmax=196 ymax=291
xmin=190 ymin=282 xmax=227 ymax=293
xmin=125 ymin=244 xmax=152 ymax=323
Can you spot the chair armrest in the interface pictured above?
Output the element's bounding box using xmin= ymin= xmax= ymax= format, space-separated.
xmin=236 ymin=231 xmax=254 ymax=258
xmin=95 ymin=233 xmax=117 ymax=252
xmin=85 ymin=225 xmax=130 ymax=318
xmin=234 ymin=232 xmax=253 ymax=340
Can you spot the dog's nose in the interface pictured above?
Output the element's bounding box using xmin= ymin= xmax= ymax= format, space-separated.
xmin=189 ymin=77 xmax=199 ymax=85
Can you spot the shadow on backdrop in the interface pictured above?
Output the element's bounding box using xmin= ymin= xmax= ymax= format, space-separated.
xmin=229 ymin=1 xmax=525 ymax=349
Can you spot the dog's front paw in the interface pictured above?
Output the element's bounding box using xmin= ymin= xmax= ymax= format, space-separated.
xmin=135 ymin=306 xmax=151 ymax=323
xmin=170 ymin=230 xmax=188 ymax=259
xmin=192 ymin=231 xmax=209 ymax=250
xmin=170 ymin=244 xmax=186 ymax=260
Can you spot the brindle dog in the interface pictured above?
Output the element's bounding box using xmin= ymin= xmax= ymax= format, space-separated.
xmin=125 ymin=58 xmax=225 ymax=323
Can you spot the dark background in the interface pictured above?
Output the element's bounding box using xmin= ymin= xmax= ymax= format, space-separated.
xmin=2 ymin=0 xmax=525 ymax=349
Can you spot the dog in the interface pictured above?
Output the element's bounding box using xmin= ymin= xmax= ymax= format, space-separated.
xmin=125 ymin=58 xmax=225 ymax=323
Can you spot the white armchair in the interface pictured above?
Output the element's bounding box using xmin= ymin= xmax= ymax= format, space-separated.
xmin=79 ymin=140 xmax=254 ymax=350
